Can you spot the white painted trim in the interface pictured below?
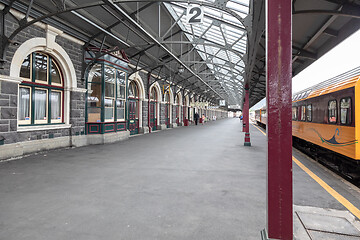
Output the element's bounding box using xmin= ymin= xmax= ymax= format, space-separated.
xmin=128 ymin=72 xmax=146 ymax=100
xmin=128 ymin=72 xmax=146 ymax=130
xmin=150 ymin=82 xmax=162 ymax=123
xmin=0 ymin=75 xmax=22 ymax=84
xmin=10 ymin=37 xmax=78 ymax=126
xmin=17 ymin=124 xmax=72 ymax=132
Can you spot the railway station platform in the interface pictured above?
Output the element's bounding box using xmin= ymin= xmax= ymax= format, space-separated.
xmin=1 ymin=118 xmax=360 ymax=239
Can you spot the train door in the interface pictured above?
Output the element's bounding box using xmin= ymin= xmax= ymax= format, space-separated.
xmin=128 ymin=81 xmax=139 ymax=135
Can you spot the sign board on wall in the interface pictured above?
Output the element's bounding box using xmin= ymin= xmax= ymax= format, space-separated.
xmin=219 ymin=100 xmax=226 ymax=106
xmin=190 ymin=102 xmax=209 ymax=108
xmin=186 ymin=5 xmax=204 ymax=24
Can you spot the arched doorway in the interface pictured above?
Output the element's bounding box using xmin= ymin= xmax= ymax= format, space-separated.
xmin=164 ymin=91 xmax=171 ymax=128
xmin=150 ymin=87 xmax=158 ymax=131
xmin=128 ymin=81 xmax=139 ymax=135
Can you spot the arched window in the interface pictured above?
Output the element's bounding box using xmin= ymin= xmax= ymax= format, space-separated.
xmin=164 ymin=92 xmax=170 ymax=103
xmin=129 ymin=81 xmax=138 ymax=98
xmin=150 ymin=87 xmax=157 ymax=101
xmin=18 ymin=52 xmax=63 ymax=125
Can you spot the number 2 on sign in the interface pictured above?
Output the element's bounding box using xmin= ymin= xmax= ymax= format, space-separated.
xmin=187 ymin=5 xmax=204 ymax=24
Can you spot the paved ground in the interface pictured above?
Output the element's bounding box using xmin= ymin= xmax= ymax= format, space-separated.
xmin=2 ymin=118 xmax=360 ymax=240
xmin=0 ymin=118 xmax=267 ymax=240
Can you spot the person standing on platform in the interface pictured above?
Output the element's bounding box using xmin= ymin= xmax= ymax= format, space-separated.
xmin=202 ymin=114 xmax=206 ymax=125
xmin=194 ymin=112 xmax=199 ymax=125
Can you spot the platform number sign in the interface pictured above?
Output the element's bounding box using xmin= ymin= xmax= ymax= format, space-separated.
xmin=186 ymin=5 xmax=204 ymax=25
xmin=219 ymin=100 xmax=226 ymax=106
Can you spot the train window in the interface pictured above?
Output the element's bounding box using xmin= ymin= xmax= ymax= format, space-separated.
xmin=340 ymin=97 xmax=351 ymax=125
xmin=306 ymin=104 xmax=312 ymax=122
xmin=328 ymin=100 xmax=337 ymax=123
xmin=292 ymin=107 xmax=297 ymax=120
xmin=300 ymin=106 xmax=306 ymax=121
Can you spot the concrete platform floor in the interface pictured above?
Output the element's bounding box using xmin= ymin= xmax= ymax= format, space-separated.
xmin=1 ymin=118 xmax=360 ymax=239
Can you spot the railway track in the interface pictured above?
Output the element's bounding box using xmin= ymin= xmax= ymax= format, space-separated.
xmin=254 ymin=123 xmax=360 ymax=187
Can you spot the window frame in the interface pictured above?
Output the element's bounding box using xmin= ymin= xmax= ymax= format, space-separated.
xmin=18 ymin=52 xmax=64 ymax=126
xmin=340 ymin=97 xmax=352 ymax=126
xmin=328 ymin=99 xmax=337 ymax=124
xmin=300 ymin=105 xmax=306 ymax=121
xmin=50 ymin=90 xmax=63 ymax=123
xmin=104 ymin=66 xmax=116 ymax=122
xmin=34 ymin=52 xmax=49 ymax=84
xmin=34 ymin=87 xmax=49 ymax=124
xmin=306 ymin=104 xmax=312 ymax=122
xmin=116 ymin=69 xmax=126 ymax=121
xmin=86 ymin=63 xmax=128 ymax=123
xmin=18 ymin=86 xmax=32 ymax=125
xmin=292 ymin=106 xmax=298 ymax=121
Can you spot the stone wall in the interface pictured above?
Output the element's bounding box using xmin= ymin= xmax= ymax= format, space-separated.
xmin=0 ymin=14 xmax=85 ymax=146
xmin=0 ymin=15 xmax=46 ymax=76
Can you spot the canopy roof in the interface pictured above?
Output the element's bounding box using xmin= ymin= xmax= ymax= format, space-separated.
xmin=1 ymin=0 xmax=360 ymax=108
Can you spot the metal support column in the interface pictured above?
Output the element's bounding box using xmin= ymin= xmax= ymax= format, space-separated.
xmin=244 ymin=85 xmax=251 ymax=146
xmin=242 ymin=95 xmax=247 ymax=132
xmin=264 ymin=0 xmax=293 ymax=239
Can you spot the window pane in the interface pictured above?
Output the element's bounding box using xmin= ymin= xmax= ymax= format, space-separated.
xmin=151 ymin=88 xmax=157 ymax=101
xmin=117 ymin=70 xmax=126 ymax=99
xmin=116 ymin=100 xmax=125 ymax=120
xmin=87 ymin=108 xmax=101 ymax=122
xmin=35 ymin=89 xmax=47 ymax=120
xmin=129 ymin=82 xmax=137 ymax=98
xmin=104 ymin=98 xmax=114 ymax=120
xmin=119 ymin=86 xmax=125 ymax=99
xmin=88 ymin=64 xmax=102 ymax=83
xmin=105 ymin=66 xmax=115 ymax=98
xmin=87 ymin=83 xmax=102 ymax=107
xmin=301 ymin=106 xmax=306 ymax=121
xmin=19 ymin=87 xmax=30 ymax=120
xmin=50 ymin=59 xmax=62 ymax=85
xmin=340 ymin=98 xmax=351 ymax=125
xmin=34 ymin=53 xmax=48 ymax=82
xmin=306 ymin=105 xmax=312 ymax=122
xmin=105 ymin=82 xmax=115 ymax=98
xmin=20 ymin=55 xmax=31 ymax=79
xmin=117 ymin=71 xmax=126 ymax=85
xmin=51 ymin=91 xmax=61 ymax=120
xmin=292 ymin=107 xmax=297 ymax=120
xmin=328 ymin=100 xmax=337 ymax=123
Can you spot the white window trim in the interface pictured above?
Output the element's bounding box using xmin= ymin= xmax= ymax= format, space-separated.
xmin=17 ymin=124 xmax=71 ymax=132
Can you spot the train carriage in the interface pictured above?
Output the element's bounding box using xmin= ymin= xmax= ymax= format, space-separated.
xmin=255 ymin=106 xmax=267 ymax=127
xmin=291 ymin=67 xmax=360 ymax=168
xmin=256 ymin=67 xmax=360 ymax=173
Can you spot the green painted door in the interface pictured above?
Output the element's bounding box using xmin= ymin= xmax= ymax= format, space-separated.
xmin=150 ymin=102 xmax=157 ymax=131
xmin=128 ymin=99 xmax=139 ymax=135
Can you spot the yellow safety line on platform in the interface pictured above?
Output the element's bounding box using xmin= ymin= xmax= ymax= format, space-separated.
xmin=250 ymin=123 xmax=360 ymax=220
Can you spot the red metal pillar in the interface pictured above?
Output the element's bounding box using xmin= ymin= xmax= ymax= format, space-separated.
xmin=242 ymin=92 xmax=247 ymax=132
xmin=265 ymin=0 xmax=293 ymax=239
xmin=244 ymin=85 xmax=251 ymax=146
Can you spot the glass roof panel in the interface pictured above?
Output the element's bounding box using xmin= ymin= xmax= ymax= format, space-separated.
xmin=165 ymin=0 xmax=249 ymax=105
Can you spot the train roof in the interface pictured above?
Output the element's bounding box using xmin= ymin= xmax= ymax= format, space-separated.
xmin=292 ymin=67 xmax=360 ymax=102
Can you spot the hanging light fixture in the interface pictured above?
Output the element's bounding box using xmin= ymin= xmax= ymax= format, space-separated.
xmin=178 ymin=65 xmax=184 ymax=74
